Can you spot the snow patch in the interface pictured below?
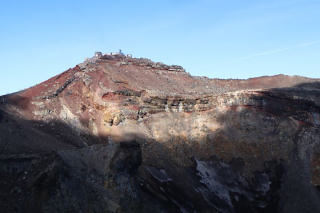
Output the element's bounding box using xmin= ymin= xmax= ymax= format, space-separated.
xmin=196 ymin=159 xmax=232 ymax=206
xmin=312 ymin=113 xmax=320 ymax=125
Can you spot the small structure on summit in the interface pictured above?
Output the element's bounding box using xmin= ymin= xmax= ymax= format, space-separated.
xmin=94 ymin=50 xmax=132 ymax=58
xmin=110 ymin=49 xmax=124 ymax=56
xmin=94 ymin=52 xmax=102 ymax=58
xmin=90 ymin=51 xmax=186 ymax=72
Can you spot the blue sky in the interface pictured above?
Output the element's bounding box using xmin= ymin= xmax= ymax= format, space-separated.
xmin=1 ymin=0 xmax=320 ymax=95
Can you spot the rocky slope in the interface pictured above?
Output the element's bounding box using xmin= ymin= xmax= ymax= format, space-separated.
xmin=1 ymin=53 xmax=320 ymax=212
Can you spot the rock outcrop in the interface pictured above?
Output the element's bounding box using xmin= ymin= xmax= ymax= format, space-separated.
xmin=1 ymin=53 xmax=320 ymax=212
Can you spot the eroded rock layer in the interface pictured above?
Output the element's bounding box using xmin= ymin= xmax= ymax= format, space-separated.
xmin=1 ymin=53 xmax=320 ymax=212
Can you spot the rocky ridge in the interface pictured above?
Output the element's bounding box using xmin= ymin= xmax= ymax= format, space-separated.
xmin=1 ymin=53 xmax=320 ymax=212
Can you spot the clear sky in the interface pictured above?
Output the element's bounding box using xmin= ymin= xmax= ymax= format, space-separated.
xmin=1 ymin=0 xmax=320 ymax=95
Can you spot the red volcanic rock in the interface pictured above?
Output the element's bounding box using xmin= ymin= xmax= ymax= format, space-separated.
xmin=1 ymin=53 xmax=320 ymax=212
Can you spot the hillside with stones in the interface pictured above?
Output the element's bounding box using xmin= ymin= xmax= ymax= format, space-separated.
xmin=1 ymin=52 xmax=320 ymax=212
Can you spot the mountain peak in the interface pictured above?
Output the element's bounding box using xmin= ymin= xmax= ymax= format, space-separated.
xmin=1 ymin=53 xmax=320 ymax=212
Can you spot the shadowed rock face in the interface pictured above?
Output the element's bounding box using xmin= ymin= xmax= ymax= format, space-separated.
xmin=1 ymin=54 xmax=320 ymax=212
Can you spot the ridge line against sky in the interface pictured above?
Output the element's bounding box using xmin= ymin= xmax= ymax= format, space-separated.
xmin=0 ymin=0 xmax=320 ymax=95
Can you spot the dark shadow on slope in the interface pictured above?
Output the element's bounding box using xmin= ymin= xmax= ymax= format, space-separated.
xmin=0 ymin=108 xmax=179 ymax=213
xmin=296 ymin=82 xmax=320 ymax=89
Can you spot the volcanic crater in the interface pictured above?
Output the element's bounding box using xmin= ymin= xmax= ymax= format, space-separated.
xmin=1 ymin=52 xmax=320 ymax=212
